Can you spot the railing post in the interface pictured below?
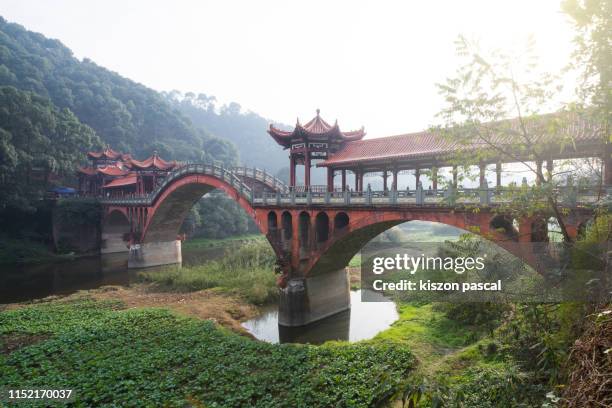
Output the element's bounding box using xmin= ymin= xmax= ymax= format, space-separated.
xmin=325 ymin=191 xmax=331 ymax=204
xmin=291 ymin=190 xmax=296 ymax=205
xmin=307 ymin=191 xmax=312 ymax=205
xmin=249 ymin=187 xmax=254 ymax=203
xmin=344 ymin=190 xmax=350 ymax=205
xmin=366 ymin=186 xmax=372 ymax=205
xmin=276 ymin=191 xmax=281 ymax=205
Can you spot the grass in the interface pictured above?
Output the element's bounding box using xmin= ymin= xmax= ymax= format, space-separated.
xmin=373 ymin=302 xmax=548 ymax=406
xmin=182 ymin=233 xmax=263 ymax=250
xmin=0 ymin=297 xmax=415 ymax=407
xmin=138 ymin=240 xmax=278 ymax=304
xmin=374 ymin=303 xmax=481 ymax=370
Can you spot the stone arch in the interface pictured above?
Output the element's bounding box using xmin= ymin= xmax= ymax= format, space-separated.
xmin=315 ymin=212 xmax=330 ymax=243
xmin=305 ymin=211 xmax=540 ymax=276
xmin=143 ymin=173 xmax=259 ymax=243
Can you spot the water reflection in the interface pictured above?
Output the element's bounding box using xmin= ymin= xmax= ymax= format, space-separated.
xmin=242 ymin=290 xmax=398 ymax=344
xmin=0 ymin=245 xmax=227 ymax=304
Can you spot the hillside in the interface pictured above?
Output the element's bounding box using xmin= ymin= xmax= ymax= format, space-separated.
xmin=0 ymin=17 xmax=237 ymax=165
xmin=163 ymin=91 xmax=289 ymax=174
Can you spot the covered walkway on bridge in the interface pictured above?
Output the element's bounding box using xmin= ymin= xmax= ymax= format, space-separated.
xmin=267 ymin=111 xmax=609 ymax=193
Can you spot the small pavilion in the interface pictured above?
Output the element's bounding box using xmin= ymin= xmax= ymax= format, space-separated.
xmin=78 ymin=147 xmax=178 ymax=197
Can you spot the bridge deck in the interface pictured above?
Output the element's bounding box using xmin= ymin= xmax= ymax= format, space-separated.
xmin=96 ymin=163 xmax=609 ymax=208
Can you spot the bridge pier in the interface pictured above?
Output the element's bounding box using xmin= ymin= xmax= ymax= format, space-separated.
xmin=100 ymin=231 xmax=129 ymax=254
xmin=278 ymin=268 xmax=350 ymax=327
xmin=128 ymin=240 xmax=182 ymax=269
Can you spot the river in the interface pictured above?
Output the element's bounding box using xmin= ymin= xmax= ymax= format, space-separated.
xmin=1 ymin=246 xmax=399 ymax=344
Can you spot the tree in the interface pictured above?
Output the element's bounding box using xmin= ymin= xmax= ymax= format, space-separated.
xmin=435 ymin=36 xmax=601 ymax=242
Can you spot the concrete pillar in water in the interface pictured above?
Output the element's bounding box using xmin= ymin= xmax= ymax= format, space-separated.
xmin=128 ymin=240 xmax=182 ymax=269
xmin=278 ymin=268 xmax=350 ymax=327
xmin=100 ymin=231 xmax=129 ymax=254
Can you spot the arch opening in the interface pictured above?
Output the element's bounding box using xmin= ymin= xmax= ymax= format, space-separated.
xmin=315 ymin=212 xmax=329 ymax=243
xmin=281 ymin=211 xmax=293 ymax=242
xmin=334 ymin=212 xmax=349 ymax=231
xmin=268 ymin=211 xmax=278 ymax=230
xmin=490 ymin=215 xmax=519 ymax=241
xmin=299 ymin=211 xmax=310 ymax=250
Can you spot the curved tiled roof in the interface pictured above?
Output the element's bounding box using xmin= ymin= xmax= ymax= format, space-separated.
xmin=319 ymin=113 xmax=604 ymax=167
xmin=319 ymin=132 xmax=460 ymax=167
xmin=87 ymin=147 xmax=122 ymax=160
xmin=128 ymin=153 xmax=177 ymax=170
xmin=268 ymin=110 xmax=365 ymax=146
xmin=103 ymin=175 xmax=137 ymax=188
xmin=78 ymin=165 xmax=130 ymax=176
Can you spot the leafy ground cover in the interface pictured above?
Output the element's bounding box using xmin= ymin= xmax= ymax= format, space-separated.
xmin=0 ymin=298 xmax=415 ymax=407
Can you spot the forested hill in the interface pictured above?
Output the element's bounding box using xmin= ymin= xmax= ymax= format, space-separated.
xmin=0 ymin=17 xmax=237 ymax=165
xmin=163 ymin=92 xmax=289 ymax=174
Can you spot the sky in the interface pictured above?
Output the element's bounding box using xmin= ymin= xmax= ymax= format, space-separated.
xmin=0 ymin=0 xmax=577 ymax=137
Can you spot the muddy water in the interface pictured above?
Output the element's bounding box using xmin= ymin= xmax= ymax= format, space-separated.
xmin=242 ymin=290 xmax=398 ymax=344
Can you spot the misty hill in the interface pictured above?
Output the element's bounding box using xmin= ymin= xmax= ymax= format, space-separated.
xmin=0 ymin=17 xmax=237 ymax=165
xmin=163 ymin=91 xmax=289 ymax=174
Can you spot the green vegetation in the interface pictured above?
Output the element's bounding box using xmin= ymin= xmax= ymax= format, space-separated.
xmin=164 ymin=91 xmax=288 ymax=173
xmin=0 ymin=298 xmax=415 ymax=407
xmin=180 ymin=192 xmax=261 ymax=239
xmin=182 ymin=233 xmax=263 ymax=250
xmin=0 ymin=238 xmax=73 ymax=264
xmin=0 ymin=86 xmax=100 ymax=210
xmin=139 ymin=240 xmax=278 ymax=304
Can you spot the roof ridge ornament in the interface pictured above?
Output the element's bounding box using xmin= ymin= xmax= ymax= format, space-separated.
xmin=316 ymin=108 xmax=320 ymax=117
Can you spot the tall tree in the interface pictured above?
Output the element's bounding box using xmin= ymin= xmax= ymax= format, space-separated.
xmin=435 ymin=36 xmax=600 ymax=242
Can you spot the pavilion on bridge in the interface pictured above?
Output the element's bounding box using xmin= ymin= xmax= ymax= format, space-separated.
xmin=268 ymin=110 xmax=610 ymax=193
xmin=77 ymin=147 xmax=178 ymax=198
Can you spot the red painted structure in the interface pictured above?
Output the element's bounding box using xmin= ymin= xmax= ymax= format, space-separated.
xmin=93 ymin=112 xmax=609 ymax=326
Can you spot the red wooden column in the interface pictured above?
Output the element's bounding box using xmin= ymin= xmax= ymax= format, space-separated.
xmin=289 ymin=156 xmax=296 ymax=188
xmin=383 ymin=170 xmax=388 ymax=191
xmin=432 ymin=167 xmax=438 ymax=190
xmin=392 ymin=168 xmax=398 ymax=191
xmin=358 ymin=171 xmax=364 ymax=192
xmin=341 ymin=170 xmax=347 ymax=191
xmin=326 ymin=168 xmax=334 ymax=192
xmin=304 ymin=152 xmax=311 ymax=191
xmin=415 ymin=168 xmax=420 ymax=187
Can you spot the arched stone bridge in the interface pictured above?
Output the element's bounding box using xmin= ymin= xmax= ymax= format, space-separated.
xmin=99 ymin=162 xmax=605 ymax=326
